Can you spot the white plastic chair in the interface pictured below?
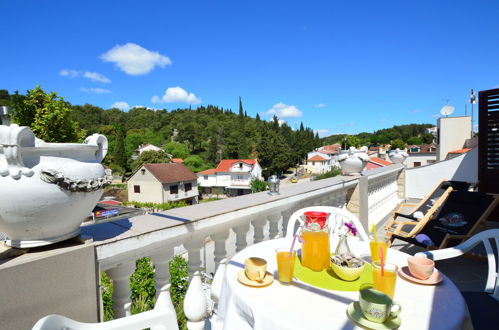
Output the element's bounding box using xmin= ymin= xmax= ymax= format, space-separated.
xmin=32 ymin=284 xmax=179 ymax=330
xmin=416 ymin=229 xmax=499 ymax=300
xmin=285 ymin=206 xmax=369 ymax=248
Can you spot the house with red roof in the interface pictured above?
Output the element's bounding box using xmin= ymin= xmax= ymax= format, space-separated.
xmin=196 ymin=159 xmax=263 ymax=197
xmin=304 ymin=150 xmax=338 ymax=174
xmin=365 ymin=157 xmax=392 ymax=170
xmin=127 ymin=163 xmax=199 ymax=204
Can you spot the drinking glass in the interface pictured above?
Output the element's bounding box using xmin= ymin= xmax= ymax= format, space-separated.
xmin=369 ymin=237 xmax=388 ymax=263
xmin=276 ymin=248 xmax=296 ymax=283
xmin=372 ymin=261 xmax=398 ymax=298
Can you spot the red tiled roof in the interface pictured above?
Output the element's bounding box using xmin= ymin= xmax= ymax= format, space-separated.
xmin=448 ymin=148 xmax=472 ymax=154
xmin=197 ymin=168 xmax=216 ymax=175
xmin=172 ymin=158 xmax=184 ymax=163
xmin=365 ymin=162 xmax=383 ymax=170
xmin=308 ymin=155 xmax=327 ymax=161
xmin=215 ymin=159 xmax=257 ymax=172
xmin=142 ymin=163 xmax=197 ymax=183
xmin=369 ymin=157 xmax=392 ymax=166
xmin=322 ymin=144 xmax=341 ymax=152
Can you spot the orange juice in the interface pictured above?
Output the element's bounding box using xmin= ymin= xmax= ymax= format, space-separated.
xmin=370 ymin=240 xmax=388 ymax=262
xmin=276 ymin=250 xmax=296 ymax=283
xmin=372 ymin=261 xmax=397 ymax=298
xmin=301 ymin=230 xmax=330 ymax=271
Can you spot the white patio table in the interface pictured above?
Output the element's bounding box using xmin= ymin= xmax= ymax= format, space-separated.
xmin=216 ymin=238 xmax=472 ymax=330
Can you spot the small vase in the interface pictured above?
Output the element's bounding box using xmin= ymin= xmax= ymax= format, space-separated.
xmin=335 ymin=234 xmax=351 ymax=256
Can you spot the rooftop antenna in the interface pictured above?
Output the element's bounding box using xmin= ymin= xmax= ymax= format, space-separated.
xmin=470 ymin=89 xmax=476 ymax=138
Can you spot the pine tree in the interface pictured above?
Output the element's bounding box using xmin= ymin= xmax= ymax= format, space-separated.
xmin=114 ymin=125 xmax=127 ymax=172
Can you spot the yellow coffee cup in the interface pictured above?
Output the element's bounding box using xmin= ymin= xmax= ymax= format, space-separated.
xmin=245 ymin=257 xmax=267 ymax=281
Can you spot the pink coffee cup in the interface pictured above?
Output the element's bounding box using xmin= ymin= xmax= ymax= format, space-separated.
xmin=407 ymin=256 xmax=435 ymax=280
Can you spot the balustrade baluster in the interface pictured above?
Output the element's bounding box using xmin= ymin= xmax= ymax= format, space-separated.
xmin=106 ymin=262 xmax=135 ymax=319
xmin=150 ymin=248 xmax=174 ymax=299
xmin=233 ymin=223 xmax=250 ymax=252
xmin=267 ymin=213 xmax=282 ymax=239
xmin=211 ymin=230 xmax=230 ymax=269
xmin=251 ymin=217 xmax=267 ymax=243
xmin=184 ymin=237 xmax=205 ymax=278
xmin=280 ymin=208 xmax=294 ymax=238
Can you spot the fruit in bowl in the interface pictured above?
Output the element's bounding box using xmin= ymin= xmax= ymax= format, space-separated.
xmin=330 ymin=253 xmax=365 ymax=281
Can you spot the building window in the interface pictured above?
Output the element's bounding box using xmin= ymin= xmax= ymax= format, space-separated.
xmin=204 ymin=175 xmax=208 ymax=180
xmin=414 ymin=162 xmax=421 ymax=167
xmin=170 ymin=185 xmax=178 ymax=194
xmin=185 ymin=183 xmax=192 ymax=191
xmin=134 ymin=185 xmax=141 ymax=193
xmin=239 ymin=163 xmax=243 ymax=168
xmin=410 ymin=147 xmax=420 ymax=153
xmin=141 ymin=169 xmax=146 ymax=175
xmin=237 ymin=175 xmax=243 ymax=180
xmin=427 ymin=160 xmax=436 ymax=164
xmin=312 ymin=162 xmax=315 ymax=166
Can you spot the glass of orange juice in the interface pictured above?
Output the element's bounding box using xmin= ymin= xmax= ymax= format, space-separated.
xmin=372 ymin=261 xmax=398 ymax=298
xmin=276 ymin=248 xmax=296 ymax=283
xmin=369 ymin=237 xmax=388 ymax=263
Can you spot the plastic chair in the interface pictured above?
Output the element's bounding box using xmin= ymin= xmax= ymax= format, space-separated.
xmin=285 ymin=206 xmax=369 ymax=246
xmin=32 ymin=284 xmax=179 ymax=330
xmin=415 ymin=229 xmax=499 ymax=329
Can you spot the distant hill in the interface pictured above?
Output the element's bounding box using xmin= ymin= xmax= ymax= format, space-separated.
xmin=321 ymin=123 xmax=434 ymax=147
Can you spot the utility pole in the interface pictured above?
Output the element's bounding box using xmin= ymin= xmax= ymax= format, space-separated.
xmin=470 ymin=89 xmax=476 ymax=138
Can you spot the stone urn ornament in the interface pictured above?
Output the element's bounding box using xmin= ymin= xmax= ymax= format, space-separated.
xmin=0 ymin=107 xmax=112 ymax=248
xmin=338 ymin=146 xmax=369 ymax=175
xmin=388 ymin=148 xmax=408 ymax=164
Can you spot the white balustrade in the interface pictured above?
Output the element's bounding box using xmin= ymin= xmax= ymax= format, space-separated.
xmin=251 ymin=217 xmax=267 ymax=244
xmin=89 ymin=169 xmax=403 ymax=326
xmin=150 ymin=248 xmax=174 ymax=299
xmin=106 ymin=262 xmax=135 ymax=319
xmin=211 ymin=230 xmax=230 ymax=269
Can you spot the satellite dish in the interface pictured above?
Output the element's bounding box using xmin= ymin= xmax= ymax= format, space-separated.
xmin=440 ymin=105 xmax=455 ymax=117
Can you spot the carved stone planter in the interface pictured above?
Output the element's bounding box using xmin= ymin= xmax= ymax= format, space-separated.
xmin=338 ymin=147 xmax=369 ymax=175
xmin=0 ymin=123 xmax=111 ymax=248
xmin=388 ymin=148 xmax=408 ymax=164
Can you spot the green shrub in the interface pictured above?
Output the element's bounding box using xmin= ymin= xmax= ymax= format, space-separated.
xmin=313 ymin=166 xmax=343 ymax=180
xmin=123 ymin=200 xmax=188 ymax=211
xmin=250 ymin=178 xmax=268 ymax=193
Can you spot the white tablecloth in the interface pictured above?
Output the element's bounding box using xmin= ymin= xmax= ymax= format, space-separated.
xmin=216 ymin=238 xmax=472 ymax=330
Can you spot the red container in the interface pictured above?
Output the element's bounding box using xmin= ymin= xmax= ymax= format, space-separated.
xmin=303 ymin=211 xmax=329 ymax=230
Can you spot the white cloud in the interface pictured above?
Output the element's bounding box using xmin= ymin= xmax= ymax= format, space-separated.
xmin=433 ymin=114 xmax=441 ymax=118
xmin=83 ymin=71 xmax=111 ymax=83
xmin=111 ymin=101 xmax=130 ymax=111
xmin=151 ymin=86 xmax=201 ymax=104
xmin=315 ymin=129 xmax=329 ymax=137
xmin=80 ymin=87 xmax=111 ymax=94
xmin=100 ymin=43 xmax=172 ymax=75
xmin=264 ymin=103 xmax=303 ymax=118
xmin=59 ymin=69 xmax=79 ymax=78
xmin=339 ymin=121 xmax=356 ymax=127
xmin=314 ymin=103 xmax=326 ymax=108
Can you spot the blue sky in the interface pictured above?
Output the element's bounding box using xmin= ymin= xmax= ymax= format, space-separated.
xmin=1 ymin=0 xmax=498 ymax=136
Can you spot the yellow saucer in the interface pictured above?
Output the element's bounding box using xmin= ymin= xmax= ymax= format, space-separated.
xmin=237 ymin=270 xmax=274 ymax=287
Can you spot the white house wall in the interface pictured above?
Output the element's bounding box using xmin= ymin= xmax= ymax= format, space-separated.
xmin=197 ymin=174 xmax=217 ymax=187
xmin=405 ymin=147 xmax=478 ymax=199
xmin=128 ymin=168 xmax=164 ymax=203
xmin=163 ymin=179 xmax=198 ymax=202
xmin=404 ymin=154 xmax=437 ymax=168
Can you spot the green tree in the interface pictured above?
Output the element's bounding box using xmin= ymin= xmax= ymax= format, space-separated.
xmin=345 ymin=135 xmax=362 ymax=148
xmin=114 ymin=125 xmax=127 ymax=173
xmin=250 ymin=178 xmax=268 ymax=193
xmin=132 ymin=150 xmax=170 ymax=172
xmin=164 ymin=141 xmax=191 ymax=159
xmin=390 ymin=139 xmax=406 ymax=150
xmin=183 ymin=155 xmax=210 ymax=173
xmin=10 ymin=86 xmax=85 ymax=142
xmin=407 ymin=136 xmax=423 ymax=145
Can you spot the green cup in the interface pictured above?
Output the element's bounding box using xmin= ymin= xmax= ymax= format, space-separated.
xmin=359 ymin=285 xmax=402 ymax=323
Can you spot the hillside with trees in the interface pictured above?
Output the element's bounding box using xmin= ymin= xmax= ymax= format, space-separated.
xmin=321 ymin=123 xmax=435 ymax=150
xmin=0 ymin=87 xmax=320 ymax=178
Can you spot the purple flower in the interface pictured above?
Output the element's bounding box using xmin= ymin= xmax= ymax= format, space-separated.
xmin=345 ymin=222 xmax=358 ymax=236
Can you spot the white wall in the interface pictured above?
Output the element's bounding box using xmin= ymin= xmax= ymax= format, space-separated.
xmin=128 ymin=168 xmax=163 ymax=203
xmin=163 ymin=179 xmax=198 ymax=202
xmin=197 ymin=174 xmax=217 ymax=187
xmin=405 ymin=147 xmax=478 ymax=199
xmin=437 ymin=116 xmax=472 ymax=161
xmin=405 ymin=153 xmax=437 ymax=168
